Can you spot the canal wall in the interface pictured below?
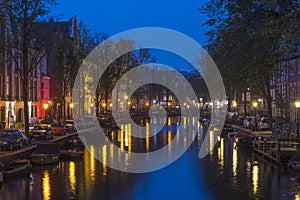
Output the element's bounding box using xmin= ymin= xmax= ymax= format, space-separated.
xmin=231 ymin=125 xmax=272 ymax=137
xmin=0 ymin=133 xmax=78 ymax=165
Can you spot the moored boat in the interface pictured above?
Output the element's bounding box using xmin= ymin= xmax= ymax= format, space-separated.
xmin=30 ymin=142 xmax=61 ymax=165
xmin=0 ymin=159 xmax=31 ymax=182
xmin=60 ymin=148 xmax=84 ymax=159
xmin=227 ymin=131 xmax=239 ymax=138
xmin=234 ymin=133 xmax=253 ymax=147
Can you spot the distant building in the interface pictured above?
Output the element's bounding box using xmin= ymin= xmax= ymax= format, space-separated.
xmin=0 ymin=5 xmax=42 ymax=128
xmin=32 ymin=16 xmax=79 ymax=121
xmin=271 ymin=55 xmax=300 ymax=123
xmin=0 ymin=8 xmax=78 ymax=128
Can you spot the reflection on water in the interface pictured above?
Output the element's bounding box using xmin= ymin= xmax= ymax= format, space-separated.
xmin=69 ymin=161 xmax=76 ymax=197
xmin=1 ymin=117 xmax=300 ymax=200
xmin=42 ymin=170 xmax=51 ymax=200
xmin=90 ymin=145 xmax=96 ymax=181
xmin=232 ymin=147 xmax=238 ymax=177
xmin=217 ymin=137 xmax=224 ymax=173
xmin=102 ymin=145 xmax=107 ymax=178
xmin=209 ymin=131 xmax=214 ymax=160
xmin=168 ymin=130 xmax=172 ymax=156
xmin=252 ymin=163 xmax=259 ymax=195
xmin=146 ymin=122 xmax=149 ymax=152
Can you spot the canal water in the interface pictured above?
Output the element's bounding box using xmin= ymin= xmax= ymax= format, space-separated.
xmin=1 ymin=118 xmax=300 ymax=200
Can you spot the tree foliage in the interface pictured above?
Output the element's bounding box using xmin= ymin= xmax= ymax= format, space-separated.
xmin=201 ymin=0 xmax=300 ymax=129
xmin=1 ymin=0 xmax=56 ymax=135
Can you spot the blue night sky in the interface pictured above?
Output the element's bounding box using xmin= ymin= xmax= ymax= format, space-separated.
xmin=52 ymin=0 xmax=210 ymax=70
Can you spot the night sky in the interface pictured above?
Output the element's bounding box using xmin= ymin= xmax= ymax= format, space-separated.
xmin=53 ymin=0 xmax=209 ymax=44
xmin=52 ymin=0 xmax=210 ymax=70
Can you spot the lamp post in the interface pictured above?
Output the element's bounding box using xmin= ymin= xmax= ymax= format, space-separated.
xmin=295 ymin=101 xmax=300 ymax=138
xmin=69 ymin=103 xmax=74 ymax=119
xmin=252 ymin=101 xmax=258 ymax=130
xmin=43 ymin=103 xmax=49 ymax=119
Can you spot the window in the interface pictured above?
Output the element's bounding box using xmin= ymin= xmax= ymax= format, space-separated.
xmin=0 ymin=74 xmax=3 ymax=96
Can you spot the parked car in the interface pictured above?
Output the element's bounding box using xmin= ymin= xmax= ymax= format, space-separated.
xmin=243 ymin=116 xmax=255 ymax=128
xmin=258 ymin=117 xmax=276 ymax=131
xmin=0 ymin=129 xmax=24 ymax=151
xmin=51 ymin=123 xmax=66 ymax=136
xmin=29 ymin=124 xmax=54 ymax=139
xmin=64 ymin=120 xmax=76 ymax=133
xmin=234 ymin=133 xmax=253 ymax=147
xmin=39 ymin=118 xmax=55 ymax=125
xmin=248 ymin=117 xmax=257 ymax=130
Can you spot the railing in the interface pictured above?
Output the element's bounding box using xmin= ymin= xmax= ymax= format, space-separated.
xmin=253 ymin=136 xmax=299 ymax=163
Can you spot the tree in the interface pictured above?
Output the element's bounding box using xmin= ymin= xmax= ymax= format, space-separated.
xmin=1 ymin=0 xmax=56 ymax=135
xmin=201 ymin=0 xmax=300 ymax=130
xmin=50 ymin=20 xmax=106 ymax=120
xmin=95 ymin=44 xmax=155 ymax=115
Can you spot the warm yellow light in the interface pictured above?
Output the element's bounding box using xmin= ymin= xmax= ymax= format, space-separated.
xmin=295 ymin=101 xmax=300 ymax=108
xmin=110 ymin=103 xmax=113 ymax=107
xmin=69 ymin=103 xmax=74 ymax=109
xmin=43 ymin=103 xmax=49 ymax=110
xmin=145 ymin=102 xmax=149 ymax=106
xmin=102 ymin=103 xmax=106 ymax=107
xmin=128 ymin=101 xmax=131 ymax=105
xmin=252 ymin=165 xmax=259 ymax=194
xmin=252 ymin=101 xmax=258 ymax=108
xmin=69 ymin=162 xmax=76 ymax=194
xmin=42 ymin=170 xmax=51 ymax=200
xmin=168 ymin=102 xmax=171 ymax=106
xmin=232 ymin=101 xmax=237 ymax=107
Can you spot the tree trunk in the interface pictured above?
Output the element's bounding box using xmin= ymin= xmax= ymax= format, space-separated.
xmin=62 ymin=96 xmax=66 ymax=121
xmin=243 ymin=92 xmax=247 ymax=118
xmin=23 ymin=72 xmax=29 ymax=136
xmin=265 ymin=80 xmax=273 ymax=132
xmin=22 ymin=18 xmax=29 ymax=136
xmin=227 ymin=99 xmax=232 ymax=112
xmin=95 ymin=88 xmax=100 ymax=116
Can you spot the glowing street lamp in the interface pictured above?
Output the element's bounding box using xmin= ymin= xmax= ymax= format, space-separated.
xmin=252 ymin=101 xmax=258 ymax=108
xmin=252 ymin=101 xmax=258 ymax=130
xmin=295 ymin=100 xmax=300 ymax=138
xmin=69 ymin=103 xmax=74 ymax=119
xmin=232 ymin=101 xmax=237 ymax=108
xmin=43 ymin=103 xmax=49 ymax=118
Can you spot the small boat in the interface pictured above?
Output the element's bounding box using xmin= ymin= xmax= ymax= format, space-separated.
xmin=30 ymin=142 xmax=61 ymax=165
xmin=60 ymin=148 xmax=84 ymax=159
xmin=234 ymin=133 xmax=253 ymax=147
xmin=227 ymin=131 xmax=239 ymax=138
xmin=223 ymin=123 xmax=234 ymax=132
xmin=0 ymin=159 xmax=31 ymax=182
